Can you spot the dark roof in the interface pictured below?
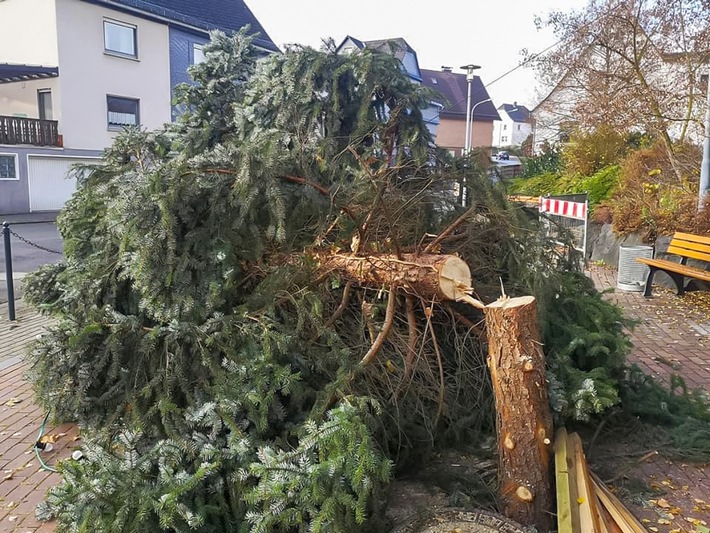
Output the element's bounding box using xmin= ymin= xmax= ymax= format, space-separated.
xmin=362 ymin=38 xmax=415 ymax=62
xmin=343 ymin=35 xmax=365 ymax=50
xmin=87 ymin=0 xmax=278 ymax=52
xmin=338 ymin=36 xmax=422 ymax=81
xmin=420 ymin=68 xmax=500 ymax=121
xmin=0 ymin=64 xmax=59 ymax=84
xmin=499 ymin=103 xmax=531 ymax=123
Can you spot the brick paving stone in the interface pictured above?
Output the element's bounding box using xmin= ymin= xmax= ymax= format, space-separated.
xmin=588 ymin=265 xmax=710 ymax=532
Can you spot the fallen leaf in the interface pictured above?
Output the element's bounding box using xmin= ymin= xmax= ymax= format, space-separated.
xmin=658 ymin=518 xmax=671 ymax=525
xmin=649 ymin=527 xmax=659 ymax=532
xmin=2 ymin=472 xmax=12 ymax=481
xmin=3 ymin=398 xmax=22 ymax=407
xmin=40 ymin=434 xmax=58 ymax=444
xmin=577 ymin=497 xmax=586 ymax=504
xmin=657 ymin=498 xmax=671 ymax=508
xmin=7 ymin=516 xmax=17 ymax=522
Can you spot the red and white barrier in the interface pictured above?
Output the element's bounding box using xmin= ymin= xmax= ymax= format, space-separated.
xmin=538 ymin=197 xmax=587 ymax=221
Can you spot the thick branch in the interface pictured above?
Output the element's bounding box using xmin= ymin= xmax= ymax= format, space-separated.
xmin=360 ymin=288 xmax=397 ymax=366
xmin=422 ymin=207 xmax=474 ymax=253
xmin=319 ymin=253 xmax=473 ymax=302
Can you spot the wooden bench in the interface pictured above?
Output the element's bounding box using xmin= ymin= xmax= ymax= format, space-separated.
xmin=637 ymin=232 xmax=710 ymax=297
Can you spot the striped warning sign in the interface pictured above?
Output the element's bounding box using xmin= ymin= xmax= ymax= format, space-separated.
xmin=538 ymin=197 xmax=587 ymax=221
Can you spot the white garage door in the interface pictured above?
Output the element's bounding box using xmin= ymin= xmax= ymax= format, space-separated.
xmin=28 ymin=156 xmax=99 ymax=212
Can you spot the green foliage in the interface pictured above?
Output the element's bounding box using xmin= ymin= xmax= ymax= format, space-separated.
xmin=24 ymin=29 xmax=639 ymax=532
xmin=509 ymin=165 xmax=620 ymax=208
xmin=576 ymin=165 xmax=620 ymax=206
xmin=521 ymin=143 xmax=562 ymax=178
xmin=562 ymin=125 xmax=628 ymax=176
xmin=532 ymin=272 xmax=631 ymax=422
xmin=245 ymin=400 xmax=391 ymax=533
xmin=26 ymin=31 xmax=427 ymax=532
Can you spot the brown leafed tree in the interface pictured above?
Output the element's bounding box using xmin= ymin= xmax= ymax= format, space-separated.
xmin=532 ymin=0 xmax=710 ymax=175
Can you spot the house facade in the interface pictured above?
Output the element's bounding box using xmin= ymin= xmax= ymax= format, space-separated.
xmin=492 ymin=103 xmax=532 ymax=148
xmin=420 ymin=67 xmax=499 ymax=157
xmin=0 ymin=0 xmax=276 ymax=215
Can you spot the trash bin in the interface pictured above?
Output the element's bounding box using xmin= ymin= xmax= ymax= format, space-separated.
xmin=617 ymin=245 xmax=653 ymax=291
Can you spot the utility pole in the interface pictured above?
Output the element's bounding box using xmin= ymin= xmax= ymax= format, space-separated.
xmin=699 ymin=70 xmax=710 ymax=210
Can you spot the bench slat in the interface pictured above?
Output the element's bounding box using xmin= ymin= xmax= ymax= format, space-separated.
xmin=675 ymin=232 xmax=710 ymax=246
xmin=637 ymin=257 xmax=710 ymax=281
xmin=670 ymin=241 xmax=710 ymax=254
xmin=666 ymin=245 xmax=710 ymax=263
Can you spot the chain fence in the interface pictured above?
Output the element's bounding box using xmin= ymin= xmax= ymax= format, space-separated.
xmin=7 ymin=227 xmax=63 ymax=255
xmin=2 ymin=222 xmax=63 ymax=320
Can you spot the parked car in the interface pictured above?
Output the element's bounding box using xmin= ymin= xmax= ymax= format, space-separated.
xmin=497 ymin=151 xmax=510 ymax=160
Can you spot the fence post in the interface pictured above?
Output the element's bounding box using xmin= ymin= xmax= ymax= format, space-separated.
xmin=2 ymin=221 xmax=16 ymax=321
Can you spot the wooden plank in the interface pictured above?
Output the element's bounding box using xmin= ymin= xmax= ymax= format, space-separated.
xmin=667 ymin=245 xmax=710 ymax=264
xmin=670 ymin=239 xmax=710 ymax=255
xmin=636 ymin=258 xmax=710 ymax=281
xmin=570 ymin=433 xmax=601 ymax=533
xmin=596 ymin=494 xmax=624 ymax=533
xmin=590 ymin=473 xmax=648 ymax=533
xmin=554 ymin=428 xmax=574 ymax=533
xmin=674 ymin=231 xmax=710 ymax=246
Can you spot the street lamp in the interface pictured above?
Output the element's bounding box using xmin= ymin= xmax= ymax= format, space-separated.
xmin=460 ymin=64 xmax=481 ymax=155
xmin=466 ymin=97 xmax=492 ymax=153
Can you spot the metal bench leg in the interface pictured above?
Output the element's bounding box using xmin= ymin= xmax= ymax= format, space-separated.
xmin=670 ymin=273 xmax=686 ymax=296
xmin=643 ymin=268 xmax=657 ymax=298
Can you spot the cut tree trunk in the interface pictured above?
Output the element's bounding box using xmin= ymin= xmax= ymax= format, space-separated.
xmin=320 ymin=253 xmax=473 ymax=301
xmin=484 ymin=295 xmax=553 ymax=532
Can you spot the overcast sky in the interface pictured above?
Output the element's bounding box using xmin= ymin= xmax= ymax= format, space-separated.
xmin=248 ymin=0 xmax=589 ymax=110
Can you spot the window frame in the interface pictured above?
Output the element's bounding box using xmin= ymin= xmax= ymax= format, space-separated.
xmin=37 ymin=88 xmax=53 ymax=121
xmin=103 ymin=19 xmax=138 ymax=59
xmin=192 ymin=43 xmax=205 ymax=65
xmin=0 ymin=153 xmax=19 ymax=181
xmin=106 ymin=95 xmax=140 ymax=131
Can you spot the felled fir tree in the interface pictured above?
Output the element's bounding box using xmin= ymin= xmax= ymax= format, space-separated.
xmin=25 ymin=30 xmax=636 ymax=532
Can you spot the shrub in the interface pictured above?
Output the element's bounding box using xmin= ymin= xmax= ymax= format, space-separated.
xmin=608 ymin=142 xmax=710 ymax=237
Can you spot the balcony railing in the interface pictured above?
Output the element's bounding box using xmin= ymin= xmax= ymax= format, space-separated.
xmin=0 ymin=115 xmax=61 ymax=147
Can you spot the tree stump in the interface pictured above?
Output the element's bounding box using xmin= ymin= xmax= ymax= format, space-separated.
xmin=484 ymin=295 xmax=553 ymax=531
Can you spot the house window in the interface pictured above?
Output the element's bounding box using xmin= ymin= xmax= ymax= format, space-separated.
xmin=192 ymin=43 xmax=205 ymax=65
xmin=0 ymin=154 xmax=18 ymax=180
xmin=503 ymin=124 xmax=507 ymax=130
xmin=107 ymin=95 xmax=139 ymax=130
xmin=501 ymin=136 xmax=508 ymax=143
xmin=38 ymin=89 xmax=53 ymax=120
xmin=104 ymin=20 xmax=137 ymax=58
xmin=517 ymin=124 xmax=521 ymax=131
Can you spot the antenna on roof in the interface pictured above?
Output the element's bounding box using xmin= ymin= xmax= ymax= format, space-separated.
xmin=441 ymin=66 xmax=452 ymax=72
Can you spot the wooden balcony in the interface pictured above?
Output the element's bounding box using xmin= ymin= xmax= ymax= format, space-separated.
xmin=0 ymin=115 xmax=62 ymax=147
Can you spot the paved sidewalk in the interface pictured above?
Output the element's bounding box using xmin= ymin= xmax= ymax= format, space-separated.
xmin=589 ymin=265 xmax=710 ymax=393
xmin=589 ymin=265 xmax=710 ymax=533
xmin=0 ymin=301 xmax=75 ymax=533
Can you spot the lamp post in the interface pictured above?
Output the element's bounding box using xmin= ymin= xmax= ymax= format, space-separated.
xmin=466 ymin=97 xmax=492 ymax=153
xmin=460 ymin=64 xmax=481 ymax=155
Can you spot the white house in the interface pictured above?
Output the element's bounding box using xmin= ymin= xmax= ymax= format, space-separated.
xmin=492 ymin=102 xmax=532 ymax=148
xmin=0 ymin=0 xmax=277 ymax=215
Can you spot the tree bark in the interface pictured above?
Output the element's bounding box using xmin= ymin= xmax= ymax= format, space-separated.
xmin=484 ymin=295 xmax=553 ymax=532
xmin=320 ymin=253 xmax=472 ymax=301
